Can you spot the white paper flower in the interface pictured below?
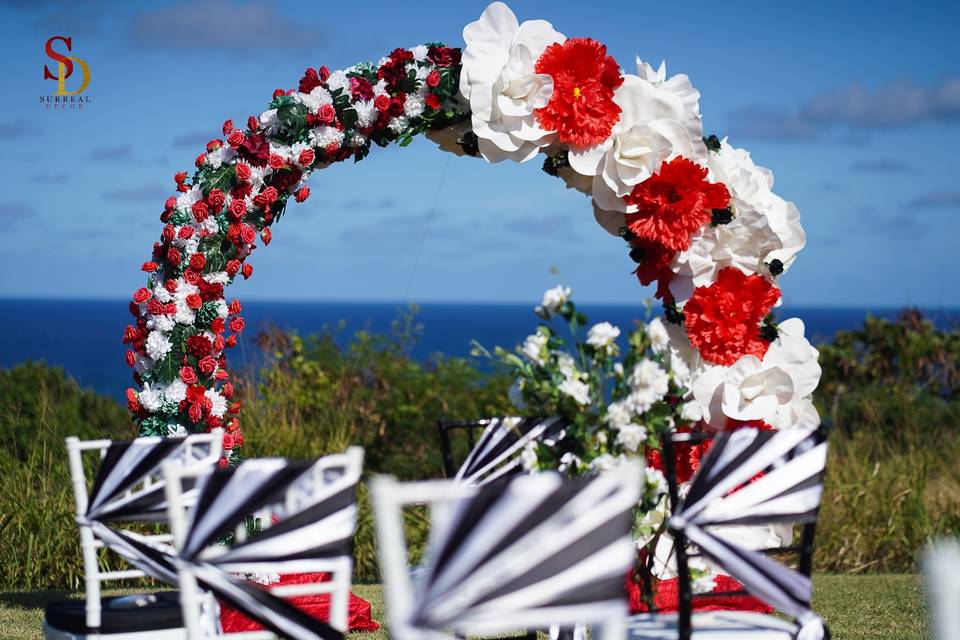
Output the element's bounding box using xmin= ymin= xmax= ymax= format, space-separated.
xmin=535 ymin=284 xmax=571 ymax=318
xmin=520 ymin=331 xmax=548 ymax=366
xmin=587 ymin=321 xmax=620 ymax=354
xmin=145 ymin=331 xmax=172 ymax=361
xmin=294 ymin=85 xmax=332 ymax=112
xmin=691 ymin=318 xmax=821 ymax=429
xmin=205 ymin=388 xmax=228 ymax=418
xmin=138 ymin=383 xmax=163 ymax=412
xmin=460 ymin=2 xmax=565 ymax=162
xmin=164 ymin=379 xmax=187 ymax=404
xmin=569 ymin=71 xmax=705 ymax=214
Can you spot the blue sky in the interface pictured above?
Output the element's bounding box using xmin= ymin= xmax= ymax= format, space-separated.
xmin=1 ymin=0 xmax=958 ymax=307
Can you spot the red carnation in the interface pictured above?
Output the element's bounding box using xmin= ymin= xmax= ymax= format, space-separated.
xmin=350 ymin=76 xmax=374 ymax=101
xmin=427 ymin=45 xmax=460 ymax=68
xmin=225 ymin=335 xmax=238 ymax=348
xmin=132 ymin=288 xmax=151 ymax=304
xmin=684 ymin=268 xmax=780 ymax=366
xmin=299 ymin=67 xmax=322 ymax=94
xmin=294 ymin=187 xmax=310 ymax=203
xmin=631 ymin=239 xmax=675 ymax=287
xmin=624 ymin=158 xmax=729 ymax=252
xmin=534 ymin=37 xmax=623 ymax=148
xmin=235 ymin=163 xmax=252 ymax=182
xmin=378 ymin=48 xmax=414 ymax=88
xmin=228 ymin=299 xmax=242 ymax=315
xmin=179 ymin=366 xmax=198 ymax=384
xmin=425 ymin=93 xmax=441 ymax=110
xmin=426 ymin=70 xmax=441 ymax=88
xmin=186 ymin=335 xmax=213 ymax=357
xmin=210 ymin=317 xmax=226 ymax=334
xmin=229 ymin=316 xmax=245 ymax=333
xmin=237 ymin=133 xmax=270 ymax=167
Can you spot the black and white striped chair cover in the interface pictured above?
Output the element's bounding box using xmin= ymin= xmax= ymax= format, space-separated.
xmin=628 ymin=427 xmax=830 ymax=640
xmin=163 ymin=447 xmax=363 ymax=639
xmin=373 ymin=463 xmax=642 ymax=640
xmin=44 ymin=433 xmax=222 ymax=639
xmin=442 ymin=416 xmax=568 ymax=486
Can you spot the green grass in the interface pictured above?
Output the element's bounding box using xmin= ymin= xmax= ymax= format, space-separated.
xmin=0 ymin=575 xmax=928 ymax=640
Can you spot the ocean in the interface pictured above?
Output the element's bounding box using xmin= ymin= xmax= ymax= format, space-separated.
xmin=0 ymin=299 xmax=956 ymax=401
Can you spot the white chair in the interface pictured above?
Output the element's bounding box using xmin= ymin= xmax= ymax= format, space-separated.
xmin=627 ymin=427 xmax=831 ymax=640
xmin=373 ymin=463 xmax=643 ymax=640
xmin=163 ymin=447 xmax=364 ymax=639
xmin=44 ymin=432 xmax=223 ymax=640
xmin=924 ymin=539 xmax=960 ymax=640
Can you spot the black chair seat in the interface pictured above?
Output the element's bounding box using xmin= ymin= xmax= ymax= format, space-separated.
xmin=44 ymin=591 xmax=183 ymax=635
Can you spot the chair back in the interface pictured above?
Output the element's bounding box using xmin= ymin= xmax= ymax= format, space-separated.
xmin=438 ymin=416 xmax=568 ymax=485
xmin=373 ymin=464 xmax=642 ymax=640
xmin=65 ymin=431 xmax=223 ymax=629
xmin=163 ymin=447 xmax=364 ymax=639
xmin=661 ymin=426 xmax=830 ymax=639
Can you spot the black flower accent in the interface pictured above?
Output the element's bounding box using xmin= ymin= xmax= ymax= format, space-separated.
xmin=767 ymin=258 xmax=784 ymax=276
xmin=542 ymin=151 xmax=570 ymax=177
xmin=457 ymin=131 xmax=480 ymax=156
xmin=711 ymin=208 xmax=734 ymax=226
xmin=703 ymin=134 xmax=722 ymax=152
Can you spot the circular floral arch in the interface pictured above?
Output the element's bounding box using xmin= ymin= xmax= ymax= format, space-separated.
xmin=121 ymin=2 xmax=821 ymax=460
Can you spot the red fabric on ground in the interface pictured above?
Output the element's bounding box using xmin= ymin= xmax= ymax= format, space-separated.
xmin=219 ymin=572 xmax=380 ymax=633
xmin=626 ymin=574 xmax=773 ymax=614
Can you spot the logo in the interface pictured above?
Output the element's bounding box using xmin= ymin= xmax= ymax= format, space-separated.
xmin=41 ymin=36 xmax=92 ymax=109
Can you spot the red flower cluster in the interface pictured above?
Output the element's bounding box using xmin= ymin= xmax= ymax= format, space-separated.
xmin=534 ymin=38 xmax=623 ymax=148
xmin=625 ymin=157 xmax=730 ymax=252
xmin=684 ymin=268 xmax=780 ymax=365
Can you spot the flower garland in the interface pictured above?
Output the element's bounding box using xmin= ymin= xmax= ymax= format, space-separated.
xmin=123 ymin=1 xmax=820 ymax=462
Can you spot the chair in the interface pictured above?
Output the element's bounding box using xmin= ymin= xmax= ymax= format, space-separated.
xmin=437 ymin=416 xmax=568 ymax=485
xmin=373 ymin=463 xmax=643 ymax=640
xmin=627 ymin=426 xmax=831 ymax=640
xmin=162 ymin=447 xmax=364 ymax=639
xmin=44 ymin=432 xmax=223 ymax=640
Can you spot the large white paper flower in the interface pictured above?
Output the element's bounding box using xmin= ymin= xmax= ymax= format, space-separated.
xmin=570 ymin=64 xmax=705 ymax=215
xmin=691 ymin=318 xmax=821 ymax=429
xmin=460 ymin=2 xmax=565 ymax=162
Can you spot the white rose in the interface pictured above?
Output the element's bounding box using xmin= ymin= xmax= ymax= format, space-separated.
xmin=520 ymin=331 xmax=548 ymax=366
xmin=586 ymin=321 xmax=621 ymax=354
xmin=606 ymin=401 xmax=632 ymax=429
xmin=616 ymin=423 xmax=647 ymax=453
xmin=558 ymin=378 xmax=592 ymax=406
xmin=647 ymin=317 xmax=670 ymax=354
xmin=459 ymin=2 xmax=565 ymax=162
xmin=535 ymin=284 xmax=571 ymax=318
xmin=569 ymin=73 xmax=705 ymax=214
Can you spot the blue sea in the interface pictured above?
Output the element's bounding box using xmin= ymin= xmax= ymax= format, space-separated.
xmin=0 ymin=299 xmax=956 ymax=401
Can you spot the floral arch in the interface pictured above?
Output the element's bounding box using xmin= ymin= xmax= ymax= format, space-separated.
xmin=121 ymin=2 xmax=821 ymax=462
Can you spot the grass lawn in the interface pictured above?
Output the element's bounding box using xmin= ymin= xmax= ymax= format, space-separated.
xmin=0 ymin=575 xmax=927 ymax=639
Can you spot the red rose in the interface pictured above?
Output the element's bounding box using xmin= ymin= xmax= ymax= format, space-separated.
xmin=174 ymin=171 xmax=188 ymax=184
xmin=426 ymin=70 xmax=441 ymax=88
xmin=240 ymin=225 xmax=257 ymax=245
xmin=198 ymin=355 xmax=217 ymax=375
xmin=147 ymin=299 xmax=164 ymax=316
xmin=133 ymin=287 xmax=151 ymax=304
xmin=166 ymin=246 xmax=181 ymax=266
xmin=222 ymin=119 xmax=234 ymax=135
xmin=247 ymin=115 xmax=258 ymax=131
xmin=294 ymin=187 xmax=310 ymax=203
xmin=229 ymin=402 xmax=242 ymax=414
xmin=183 ymin=269 xmax=201 ymax=285
xmin=234 ymin=430 xmax=244 ymax=447
xmin=142 ymin=261 xmax=158 ymax=272
xmin=388 ymin=95 xmax=406 ymax=117
xmin=179 ymin=366 xmax=198 ymax=384
xmin=228 ymin=199 xmax=247 ymax=221
xmin=164 ymin=196 xmax=177 ymax=211
xmin=350 ymin=76 xmax=374 ymax=101
xmin=298 ymin=148 xmax=316 ymax=166
xmin=161 ymin=225 xmax=175 ymax=243
xmin=268 ymin=154 xmax=286 ymax=170
xmin=192 ymin=200 xmax=209 ymax=222
xmin=534 ymin=38 xmax=624 ymax=147
xmin=316 ymin=103 xmax=336 ymax=125
xmin=207 ymin=188 xmax=226 ymax=209
xmin=241 ymin=263 xmax=253 ymax=279
xmin=229 ymin=316 xmax=245 ymax=333
xmin=261 ymin=227 xmax=273 ymax=245
xmin=226 ymin=260 xmax=241 ymax=277
xmin=188 ymin=403 xmax=204 ymax=424
xmin=377 ymin=48 xmax=414 ymax=88
xmin=222 ymin=382 xmax=234 ymax=399
xmin=164 ymin=279 xmax=178 ymax=293
xmin=428 ymin=45 xmax=461 ymax=68
xmin=225 ymin=335 xmax=238 ymax=348
xmin=624 ymin=157 xmax=729 ymax=252
xmin=260 ymin=186 xmax=278 ymax=203
xmin=210 ymin=317 xmax=225 ymax=334
xmin=206 ymin=416 xmax=222 ymax=429
xmin=178 ymin=227 xmax=195 ymax=241
xmin=189 ymin=254 xmax=206 ymax=271
xmin=227 ymin=130 xmax=246 ymax=147
xmin=425 ymin=93 xmax=441 ymax=110
xmin=126 ymin=388 xmax=141 ymax=413
xmin=235 ymin=163 xmax=251 ymax=182
xmin=163 ymin=302 xmax=177 ymax=315
xmin=374 ymin=94 xmax=391 ymax=112
xmin=185 ymin=293 xmax=202 ymax=310
xmin=214 ymin=335 xmax=225 ymax=351
xmin=222 ymin=433 xmax=235 ymax=450
xmin=125 ymin=350 xmax=136 ymax=367
xmin=206 ymin=139 xmax=222 ymax=152
xmin=195 ymin=153 xmax=206 ymax=168
xmin=299 ymin=67 xmax=321 ymax=93
xmin=325 ymin=142 xmax=340 ymax=156
xmin=684 ymin=268 xmax=781 ymax=366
